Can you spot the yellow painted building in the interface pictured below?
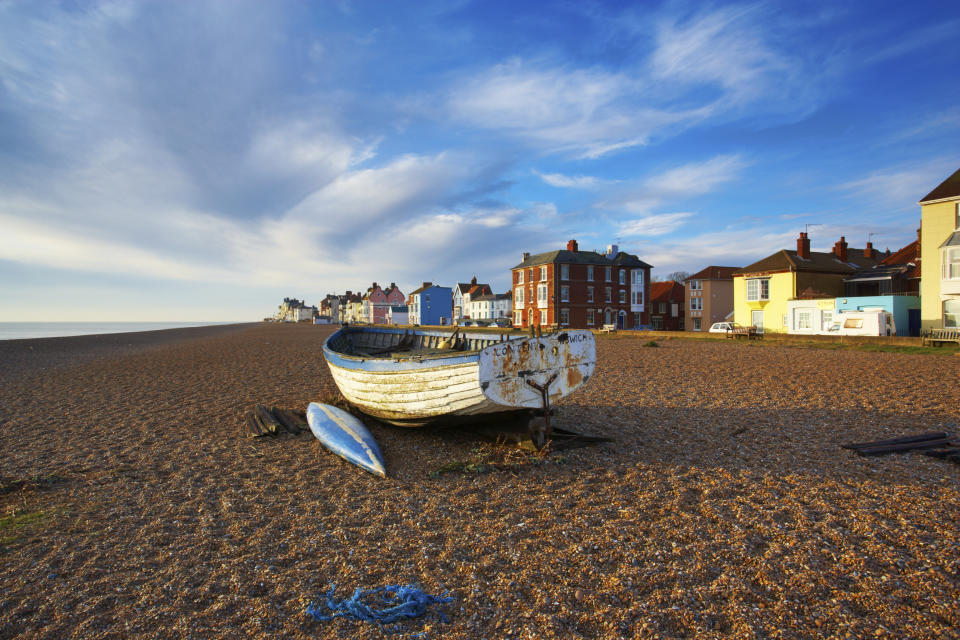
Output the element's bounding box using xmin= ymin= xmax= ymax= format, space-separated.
xmin=918 ymin=168 xmax=960 ymax=330
xmin=733 ymin=233 xmax=884 ymax=333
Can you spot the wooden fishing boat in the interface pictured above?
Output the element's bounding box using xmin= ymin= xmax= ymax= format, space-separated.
xmin=322 ymin=324 xmax=596 ymax=441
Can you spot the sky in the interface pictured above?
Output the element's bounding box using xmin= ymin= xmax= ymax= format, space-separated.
xmin=1 ymin=0 xmax=959 ymax=321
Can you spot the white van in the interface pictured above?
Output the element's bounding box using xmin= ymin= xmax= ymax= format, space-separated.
xmin=827 ymin=310 xmax=895 ymax=336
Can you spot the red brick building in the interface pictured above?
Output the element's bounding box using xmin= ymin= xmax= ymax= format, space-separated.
xmin=649 ymin=281 xmax=686 ymax=331
xmin=511 ymin=240 xmax=653 ymax=330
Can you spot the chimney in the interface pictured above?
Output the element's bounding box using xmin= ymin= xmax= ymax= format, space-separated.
xmin=522 ymin=252 xmax=530 ymax=261
xmin=390 ymin=282 xmax=395 ymax=289
xmin=422 ymin=281 xmax=431 ymax=288
xmin=606 ymin=244 xmax=619 ymax=259
xmin=864 ymin=241 xmax=874 ymax=259
xmin=832 ymin=237 xmax=848 ymax=262
xmin=797 ymin=232 xmax=810 ymax=259
xmin=471 ymin=275 xmax=477 ymax=285
xmin=566 ymin=239 xmax=578 ymax=252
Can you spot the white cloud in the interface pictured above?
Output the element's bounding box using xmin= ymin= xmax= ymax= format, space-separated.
xmin=619 ymin=212 xmax=693 ymax=237
xmin=534 ymin=170 xmax=602 ymax=189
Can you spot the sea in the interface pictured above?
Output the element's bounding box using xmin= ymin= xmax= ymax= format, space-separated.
xmin=0 ymin=321 xmax=239 ymax=341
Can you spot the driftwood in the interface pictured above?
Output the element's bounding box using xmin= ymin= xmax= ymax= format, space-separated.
xmin=244 ymin=406 xmax=309 ymax=438
xmin=841 ymin=431 xmax=957 ymax=457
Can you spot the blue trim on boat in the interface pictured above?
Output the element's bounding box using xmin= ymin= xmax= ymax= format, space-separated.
xmin=323 ymin=326 xmax=482 ymax=372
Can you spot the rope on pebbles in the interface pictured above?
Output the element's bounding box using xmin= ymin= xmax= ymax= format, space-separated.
xmin=306 ymin=583 xmax=453 ymax=627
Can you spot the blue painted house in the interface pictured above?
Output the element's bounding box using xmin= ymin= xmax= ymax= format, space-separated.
xmin=408 ymin=282 xmax=453 ymax=326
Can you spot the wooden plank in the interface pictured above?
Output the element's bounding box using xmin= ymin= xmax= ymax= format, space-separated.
xmin=254 ymin=404 xmax=282 ymax=435
xmin=841 ymin=432 xmax=949 ymax=451
xmin=271 ymin=407 xmax=302 ymax=435
xmin=244 ymin=411 xmax=265 ymax=437
xmin=854 ymin=437 xmax=956 ymax=455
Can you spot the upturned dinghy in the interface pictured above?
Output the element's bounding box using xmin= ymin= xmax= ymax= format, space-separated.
xmin=322 ymin=324 xmax=596 ymax=446
xmin=306 ymin=402 xmax=387 ymax=477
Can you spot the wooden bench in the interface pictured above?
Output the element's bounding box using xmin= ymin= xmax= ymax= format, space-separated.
xmin=726 ymin=326 xmax=762 ymax=340
xmin=600 ymin=324 xmax=617 ymax=333
xmin=922 ymin=328 xmax=960 ymax=346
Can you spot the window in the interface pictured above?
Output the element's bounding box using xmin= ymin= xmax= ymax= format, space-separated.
xmin=587 ymin=309 xmax=595 ymax=325
xmin=514 ymin=310 xmax=523 ymax=325
xmin=540 ymin=266 xmax=548 ymax=281
xmin=822 ymin=310 xmax=833 ymax=331
xmin=618 ymin=270 xmax=625 ymax=285
xmin=659 ymin=302 xmax=666 ymax=313
xmin=537 ymin=283 xmax=548 ymax=304
xmin=945 ymin=247 xmax=960 ymax=280
xmin=425 ymin=294 xmax=430 ymax=302
xmin=651 ymin=317 xmax=663 ymax=330
xmin=956 ymin=202 xmax=960 ymax=230
xmin=560 ymin=285 xmax=569 ymax=302
xmin=517 ymin=270 xmax=524 ymax=284
xmin=605 ymin=267 xmax=612 ymax=282
xmin=619 ymin=290 xmax=626 ymax=304
xmin=560 ymin=264 xmax=569 ymax=280
xmin=693 ymin=318 xmax=701 ymax=331
xmin=690 ymin=297 xmax=702 ymax=311
xmin=945 ymin=299 xmax=960 ymax=328
xmin=631 ymin=290 xmax=643 ymax=305
xmin=587 ymin=287 xmax=594 ymax=303
xmin=746 ymin=278 xmax=770 ymax=301
xmin=690 ymin=279 xmax=702 ymax=291
xmin=587 ymin=265 xmax=594 ymax=281
xmin=843 ymin=318 xmax=863 ymax=329
xmin=528 ymin=268 xmax=534 ymax=282
xmin=540 ymin=309 xmax=547 ymax=325
xmin=605 ymin=287 xmax=612 ymax=303
xmin=515 ymin=287 xmax=524 ymax=305
xmin=633 ymin=270 xmax=643 ymax=286
xmin=796 ymin=309 xmax=812 ymax=330
xmin=559 ymin=308 xmax=569 ymax=326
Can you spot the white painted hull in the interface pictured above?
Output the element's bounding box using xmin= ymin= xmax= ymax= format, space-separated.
xmin=326 ymin=359 xmax=505 ymax=424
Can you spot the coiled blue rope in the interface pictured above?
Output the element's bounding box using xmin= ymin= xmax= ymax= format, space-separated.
xmin=306 ymin=583 xmax=453 ymax=625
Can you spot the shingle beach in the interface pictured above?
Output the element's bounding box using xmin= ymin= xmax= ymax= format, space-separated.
xmin=1 ymin=323 xmax=958 ymax=639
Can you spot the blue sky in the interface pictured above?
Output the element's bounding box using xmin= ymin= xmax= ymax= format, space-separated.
xmin=1 ymin=0 xmax=958 ymax=321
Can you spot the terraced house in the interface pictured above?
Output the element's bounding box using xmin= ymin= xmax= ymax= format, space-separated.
xmin=919 ymin=167 xmax=960 ymax=330
xmin=733 ymin=233 xmax=884 ymax=333
xmin=511 ymin=240 xmax=652 ymax=330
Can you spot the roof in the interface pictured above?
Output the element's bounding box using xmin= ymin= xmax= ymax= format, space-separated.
xmin=650 ymin=281 xmax=685 ymax=302
xmin=513 ymin=249 xmax=652 ymax=270
xmin=919 ymin=167 xmax=960 ymax=204
xmin=685 ymin=266 xmax=741 ymax=281
xmin=939 ymin=230 xmax=960 ymax=249
xmin=735 ymin=248 xmax=882 ymax=276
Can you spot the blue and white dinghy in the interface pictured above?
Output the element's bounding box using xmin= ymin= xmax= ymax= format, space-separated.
xmin=322 ymin=325 xmax=596 ymax=444
xmin=306 ymin=402 xmax=386 ymax=477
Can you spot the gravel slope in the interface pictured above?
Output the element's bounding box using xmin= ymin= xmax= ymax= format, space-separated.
xmin=1 ymin=324 xmax=957 ymax=639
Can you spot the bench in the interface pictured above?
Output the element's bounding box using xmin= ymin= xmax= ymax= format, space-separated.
xmin=726 ymin=326 xmax=762 ymax=340
xmin=922 ymin=328 xmax=960 ymax=346
xmin=600 ymin=324 xmax=617 ymax=333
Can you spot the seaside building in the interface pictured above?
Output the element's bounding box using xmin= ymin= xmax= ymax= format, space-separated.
xmin=918 ymin=167 xmax=960 ymax=330
xmin=649 ymin=281 xmax=685 ymax=331
xmin=684 ymin=266 xmax=739 ymax=332
xmin=275 ymin=297 xmax=315 ymax=322
xmin=453 ymin=277 xmax=492 ymax=321
xmin=408 ymin=282 xmax=453 ymax=326
xmin=469 ymin=292 xmax=512 ymax=321
xmin=511 ymin=240 xmax=652 ymax=330
xmin=361 ymin=282 xmax=405 ymax=324
xmin=387 ymin=305 xmax=409 ymax=325
xmin=732 ymin=233 xmax=885 ymax=333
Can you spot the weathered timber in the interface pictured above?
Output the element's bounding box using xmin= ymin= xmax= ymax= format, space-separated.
xmin=854 ymin=437 xmax=956 ymax=455
xmin=272 ymin=407 xmax=303 ymax=435
xmin=841 ymin=432 xmax=949 ymax=451
xmin=244 ymin=412 xmax=266 ymax=437
xmin=254 ymin=404 xmax=282 ymax=435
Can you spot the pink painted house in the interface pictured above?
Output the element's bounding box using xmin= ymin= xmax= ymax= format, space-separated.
xmin=363 ymin=282 xmax=405 ymax=324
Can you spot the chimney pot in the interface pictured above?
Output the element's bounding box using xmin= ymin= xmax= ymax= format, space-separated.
xmin=522 ymin=252 xmax=530 ymax=261
xmin=566 ymin=239 xmax=579 ymax=252
xmin=797 ymin=232 xmax=810 ymax=259
xmin=832 ymin=237 xmax=848 ymax=262
xmin=864 ymin=242 xmax=874 ymax=259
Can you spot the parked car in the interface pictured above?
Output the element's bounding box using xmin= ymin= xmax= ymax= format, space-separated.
xmin=708 ymin=322 xmax=737 ymax=333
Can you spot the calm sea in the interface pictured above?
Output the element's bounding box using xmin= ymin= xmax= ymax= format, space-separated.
xmin=0 ymin=322 xmax=238 ymax=341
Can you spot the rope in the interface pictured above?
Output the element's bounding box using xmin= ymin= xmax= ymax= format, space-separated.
xmin=306 ymin=583 xmax=453 ymax=625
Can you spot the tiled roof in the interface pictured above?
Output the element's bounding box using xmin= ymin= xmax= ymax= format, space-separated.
xmin=685 ymin=266 xmax=741 ymax=281
xmin=650 ymin=281 xmax=685 ymax=302
xmin=919 ymin=167 xmax=960 ymax=203
xmin=735 ymin=248 xmax=881 ymax=276
xmin=514 ymin=249 xmax=652 ymax=269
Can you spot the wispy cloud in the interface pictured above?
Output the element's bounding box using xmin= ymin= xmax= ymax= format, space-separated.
xmin=619 ymin=212 xmax=693 ymax=237
xmin=534 ymin=170 xmax=603 ymax=189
